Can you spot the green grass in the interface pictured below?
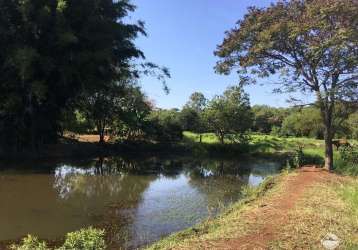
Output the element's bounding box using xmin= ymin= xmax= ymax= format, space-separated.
xmin=184 ymin=132 xmax=324 ymax=151
xmin=183 ymin=132 xmax=326 ymax=161
xmin=340 ymin=181 xmax=358 ymax=217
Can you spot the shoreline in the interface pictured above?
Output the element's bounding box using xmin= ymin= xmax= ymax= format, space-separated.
xmin=146 ymin=167 xmax=357 ymax=249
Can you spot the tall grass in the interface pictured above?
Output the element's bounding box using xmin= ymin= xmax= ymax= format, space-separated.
xmin=340 ymin=182 xmax=358 ymax=216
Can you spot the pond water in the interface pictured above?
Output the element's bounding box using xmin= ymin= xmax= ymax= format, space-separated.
xmin=0 ymin=156 xmax=281 ymax=249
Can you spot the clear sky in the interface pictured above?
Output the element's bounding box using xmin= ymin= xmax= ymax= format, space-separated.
xmin=128 ymin=0 xmax=308 ymax=109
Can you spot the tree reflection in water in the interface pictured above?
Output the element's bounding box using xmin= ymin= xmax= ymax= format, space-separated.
xmin=0 ymin=156 xmax=281 ymax=249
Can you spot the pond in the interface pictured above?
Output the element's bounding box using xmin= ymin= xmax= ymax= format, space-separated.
xmin=0 ymin=156 xmax=281 ymax=249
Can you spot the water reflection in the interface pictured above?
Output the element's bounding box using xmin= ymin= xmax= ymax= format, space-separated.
xmin=0 ymin=156 xmax=281 ymax=249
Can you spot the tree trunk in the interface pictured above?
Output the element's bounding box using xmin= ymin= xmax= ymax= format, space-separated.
xmin=199 ymin=134 xmax=202 ymax=143
xmin=219 ymin=132 xmax=225 ymax=144
xmin=97 ymin=120 xmax=105 ymax=144
xmin=99 ymin=132 xmax=105 ymax=144
xmin=316 ymin=90 xmax=334 ymax=171
xmin=323 ymin=125 xmax=333 ymax=171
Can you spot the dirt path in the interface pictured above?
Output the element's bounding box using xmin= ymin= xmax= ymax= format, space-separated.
xmin=203 ymin=166 xmax=332 ymax=250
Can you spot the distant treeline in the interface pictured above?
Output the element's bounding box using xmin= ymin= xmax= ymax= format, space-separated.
xmin=62 ymin=88 xmax=358 ymax=144
xmin=154 ymin=92 xmax=358 ymax=142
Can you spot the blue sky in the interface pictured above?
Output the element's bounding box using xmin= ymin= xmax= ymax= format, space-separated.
xmin=128 ymin=0 xmax=307 ymax=109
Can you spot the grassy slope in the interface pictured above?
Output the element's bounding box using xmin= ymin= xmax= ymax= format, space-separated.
xmin=146 ymin=172 xmax=358 ymax=250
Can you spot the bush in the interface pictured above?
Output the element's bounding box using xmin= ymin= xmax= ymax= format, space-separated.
xmin=334 ymin=146 xmax=358 ymax=175
xmin=11 ymin=228 xmax=105 ymax=250
xmin=59 ymin=227 xmax=105 ymax=250
xmin=10 ymin=235 xmax=49 ymax=250
xmin=146 ymin=110 xmax=183 ymax=142
xmin=339 ymin=145 xmax=358 ymax=165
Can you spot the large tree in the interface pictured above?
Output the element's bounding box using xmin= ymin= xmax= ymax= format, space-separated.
xmin=215 ymin=0 xmax=358 ymax=170
xmin=0 ymin=0 xmax=146 ymax=152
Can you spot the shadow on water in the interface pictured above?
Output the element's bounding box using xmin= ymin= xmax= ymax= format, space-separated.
xmin=0 ymin=155 xmax=282 ymax=249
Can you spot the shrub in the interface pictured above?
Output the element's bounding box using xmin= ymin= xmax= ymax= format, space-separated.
xmin=11 ymin=228 xmax=106 ymax=250
xmin=339 ymin=145 xmax=358 ymax=165
xmin=59 ymin=227 xmax=106 ymax=250
xmin=293 ymin=146 xmax=304 ymax=168
xmin=334 ymin=146 xmax=358 ymax=175
xmin=10 ymin=235 xmax=49 ymax=250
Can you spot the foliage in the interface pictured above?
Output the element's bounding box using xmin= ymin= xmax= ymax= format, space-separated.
xmin=10 ymin=235 xmax=49 ymax=250
xmin=340 ymin=146 xmax=358 ymax=165
xmin=215 ymin=0 xmax=358 ymax=170
xmin=0 ymin=0 xmax=169 ymax=152
xmin=0 ymin=0 xmax=147 ymax=152
xmin=293 ymin=146 xmax=304 ymax=168
xmin=114 ymin=85 xmax=152 ymax=141
xmin=77 ymin=81 xmax=153 ymax=143
xmin=183 ymin=92 xmax=207 ymax=113
xmin=60 ymin=110 xmax=93 ymax=135
xmin=204 ymin=86 xmax=253 ymax=144
xmin=335 ymin=145 xmax=358 ymax=175
xmin=146 ymin=109 xmax=183 ymax=142
xmin=281 ymin=107 xmax=324 ymax=138
xmin=345 ymin=113 xmax=358 ymax=139
xmin=179 ymin=92 xmax=208 ymax=141
xmin=59 ymin=227 xmax=106 ymax=250
xmin=251 ymin=105 xmax=287 ymax=134
xmin=78 ymin=83 xmax=125 ymax=143
xmin=11 ymin=227 xmax=105 ymax=250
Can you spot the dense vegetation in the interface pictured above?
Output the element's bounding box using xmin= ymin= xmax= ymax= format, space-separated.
xmin=0 ymin=0 xmax=168 ymax=152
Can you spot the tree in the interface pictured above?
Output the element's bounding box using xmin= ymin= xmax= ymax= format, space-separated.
xmin=281 ymin=107 xmax=324 ymax=138
xmin=0 ymin=0 xmax=148 ymax=152
xmin=78 ymin=83 xmax=125 ymax=143
xmin=180 ymin=92 xmax=208 ymax=142
xmin=146 ymin=109 xmax=183 ymax=142
xmin=114 ymin=85 xmax=152 ymax=141
xmin=251 ymin=105 xmax=288 ymax=133
xmin=184 ymin=92 xmax=207 ymax=113
xmin=345 ymin=112 xmax=358 ymax=139
xmin=215 ymin=0 xmax=358 ymax=170
xmin=204 ymin=86 xmax=253 ymax=144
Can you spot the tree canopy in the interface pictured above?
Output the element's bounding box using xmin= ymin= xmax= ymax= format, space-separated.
xmin=215 ymin=0 xmax=358 ymax=169
xmin=204 ymin=86 xmax=253 ymax=144
xmin=0 ymin=0 xmax=168 ymax=152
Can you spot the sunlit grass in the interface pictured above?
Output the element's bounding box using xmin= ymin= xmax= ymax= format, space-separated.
xmin=340 ymin=181 xmax=358 ymax=217
xmin=272 ymin=178 xmax=358 ymax=249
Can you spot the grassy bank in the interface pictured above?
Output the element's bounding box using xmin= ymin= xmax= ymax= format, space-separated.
xmin=146 ymin=170 xmax=358 ymax=249
xmin=2 ymin=132 xmax=355 ymax=164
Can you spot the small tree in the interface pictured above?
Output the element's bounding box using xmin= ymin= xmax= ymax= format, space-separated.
xmin=204 ymin=86 xmax=253 ymax=144
xmin=79 ymin=83 xmax=124 ymax=143
xmin=181 ymin=92 xmax=208 ymax=142
xmin=215 ymin=0 xmax=358 ymax=170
